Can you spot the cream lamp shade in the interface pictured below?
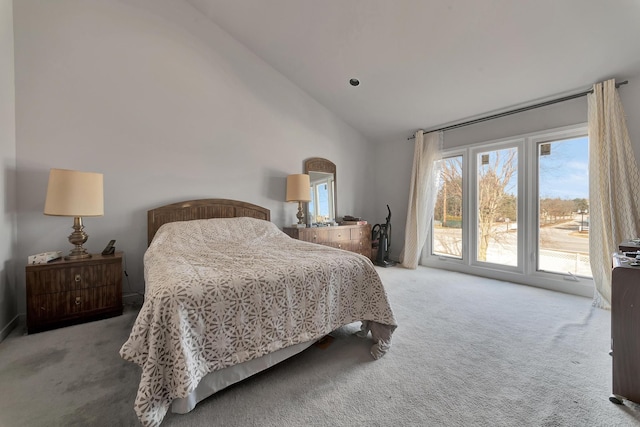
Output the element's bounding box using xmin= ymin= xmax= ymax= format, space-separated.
xmin=286 ymin=174 xmax=311 ymax=202
xmin=286 ymin=174 xmax=311 ymax=226
xmin=44 ymin=169 xmax=104 ymax=216
xmin=44 ymin=168 xmax=104 ymax=259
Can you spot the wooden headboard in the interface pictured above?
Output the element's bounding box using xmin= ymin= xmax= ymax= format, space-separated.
xmin=147 ymin=198 xmax=271 ymax=246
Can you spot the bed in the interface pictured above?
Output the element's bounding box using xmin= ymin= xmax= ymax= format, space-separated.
xmin=120 ymin=199 xmax=397 ymax=427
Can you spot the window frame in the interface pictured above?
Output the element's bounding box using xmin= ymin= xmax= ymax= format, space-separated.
xmin=422 ymin=123 xmax=593 ymax=297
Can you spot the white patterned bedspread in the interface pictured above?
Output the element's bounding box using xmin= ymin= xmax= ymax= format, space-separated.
xmin=119 ymin=217 xmax=397 ymax=427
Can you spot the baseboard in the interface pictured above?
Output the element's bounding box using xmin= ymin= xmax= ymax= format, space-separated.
xmin=0 ymin=314 xmax=20 ymax=343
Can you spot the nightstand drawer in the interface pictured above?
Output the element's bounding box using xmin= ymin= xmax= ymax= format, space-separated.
xmin=29 ymin=290 xmax=87 ymax=323
xmin=29 ymin=285 xmax=119 ymax=323
xmin=26 ymin=264 xmax=117 ymax=295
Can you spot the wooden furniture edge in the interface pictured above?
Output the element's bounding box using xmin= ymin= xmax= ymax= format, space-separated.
xmin=147 ymin=198 xmax=271 ymax=245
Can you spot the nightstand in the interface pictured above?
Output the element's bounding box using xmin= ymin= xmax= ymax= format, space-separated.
xmin=26 ymin=252 xmax=123 ymax=334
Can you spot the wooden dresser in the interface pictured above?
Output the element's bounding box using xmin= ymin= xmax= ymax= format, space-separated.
xmin=283 ymin=224 xmax=372 ymax=260
xmin=26 ymin=252 xmax=123 ymax=334
xmin=610 ymin=253 xmax=640 ymax=405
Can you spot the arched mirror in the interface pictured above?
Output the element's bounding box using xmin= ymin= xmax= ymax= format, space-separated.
xmin=304 ymin=157 xmax=336 ymax=225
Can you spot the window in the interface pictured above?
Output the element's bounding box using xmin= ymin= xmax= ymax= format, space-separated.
xmin=476 ymin=147 xmax=518 ymax=267
xmin=425 ymin=125 xmax=592 ymax=295
xmin=537 ymin=136 xmax=590 ymax=277
xmin=433 ymin=155 xmax=463 ymax=259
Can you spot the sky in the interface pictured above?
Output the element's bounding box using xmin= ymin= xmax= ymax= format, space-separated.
xmin=538 ymin=136 xmax=589 ymax=200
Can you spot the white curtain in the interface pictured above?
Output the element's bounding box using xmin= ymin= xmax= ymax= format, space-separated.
xmin=588 ymin=79 xmax=640 ymax=309
xmin=401 ymin=130 xmax=443 ymax=269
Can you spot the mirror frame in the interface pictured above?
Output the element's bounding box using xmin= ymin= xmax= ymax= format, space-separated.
xmin=304 ymin=157 xmax=337 ymax=225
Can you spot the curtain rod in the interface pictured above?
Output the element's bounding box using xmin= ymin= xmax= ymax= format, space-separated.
xmin=407 ymin=80 xmax=629 ymax=140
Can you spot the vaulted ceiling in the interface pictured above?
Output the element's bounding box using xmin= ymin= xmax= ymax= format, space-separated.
xmin=186 ymin=0 xmax=640 ymax=143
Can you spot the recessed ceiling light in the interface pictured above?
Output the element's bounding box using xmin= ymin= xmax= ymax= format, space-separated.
xmin=349 ymin=78 xmax=360 ymax=87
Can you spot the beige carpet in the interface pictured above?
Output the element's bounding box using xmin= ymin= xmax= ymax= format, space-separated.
xmin=0 ymin=266 xmax=639 ymax=426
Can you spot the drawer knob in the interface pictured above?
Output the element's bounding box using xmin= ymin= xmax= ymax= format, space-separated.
xmin=75 ymin=296 xmax=81 ymax=305
xmin=75 ymin=274 xmax=81 ymax=282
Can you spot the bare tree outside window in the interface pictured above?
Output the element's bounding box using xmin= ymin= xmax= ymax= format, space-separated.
xmin=429 ymin=128 xmax=589 ymax=287
xmin=433 ymin=156 xmax=463 ymax=258
xmin=477 ymin=148 xmax=518 ymax=265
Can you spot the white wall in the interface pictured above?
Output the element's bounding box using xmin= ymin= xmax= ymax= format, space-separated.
xmin=373 ymin=78 xmax=640 ymax=265
xmin=621 ymin=80 xmax=640 ymax=163
xmin=13 ymin=0 xmax=374 ymax=313
xmin=0 ymin=0 xmax=17 ymax=340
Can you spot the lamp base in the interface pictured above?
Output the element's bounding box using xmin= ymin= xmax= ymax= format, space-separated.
xmin=296 ymin=201 xmax=306 ymax=226
xmin=65 ymin=217 xmax=92 ymax=260
xmin=65 ymin=250 xmax=92 ymax=261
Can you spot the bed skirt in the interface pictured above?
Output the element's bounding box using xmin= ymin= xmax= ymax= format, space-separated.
xmin=171 ymin=339 xmax=317 ymax=414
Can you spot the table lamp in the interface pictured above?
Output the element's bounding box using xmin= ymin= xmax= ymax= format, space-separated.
xmin=286 ymin=174 xmax=311 ymax=227
xmin=44 ymin=168 xmax=104 ymax=260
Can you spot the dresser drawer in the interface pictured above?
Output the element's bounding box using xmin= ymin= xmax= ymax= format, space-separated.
xmin=350 ymin=227 xmax=369 ymax=241
xmin=329 ymin=228 xmax=351 ymax=242
xmin=283 ymin=224 xmax=372 ymax=260
xmin=350 ymin=238 xmax=371 ymax=254
xmin=327 ymin=241 xmax=349 ymax=251
xmin=310 ymin=228 xmax=331 ymax=243
xmin=295 ymin=228 xmax=329 ymax=243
